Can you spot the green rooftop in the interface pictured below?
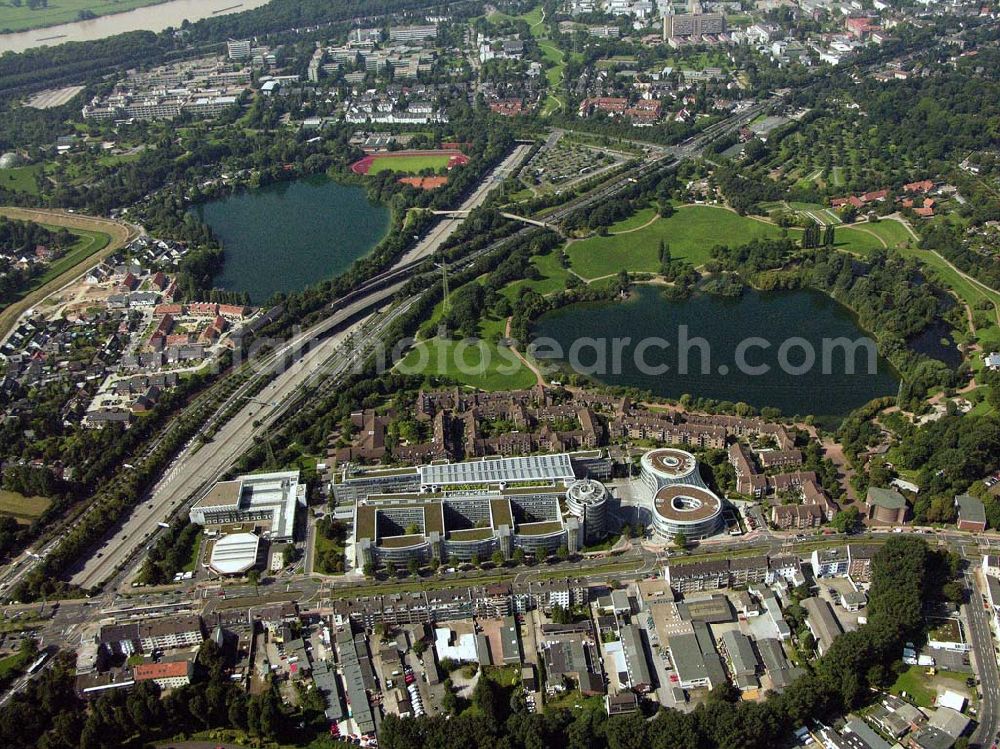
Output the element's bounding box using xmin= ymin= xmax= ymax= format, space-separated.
xmin=449 ymin=528 xmax=495 ymax=542
xmin=356 ymin=506 xmax=376 ymax=541
xmin=491 ymin=498 xmax=514 ymax=529
xmin=378 ymin=534 xmax=427 ymax=549
xmin=516 ymin=521 xmax=564 ymax=537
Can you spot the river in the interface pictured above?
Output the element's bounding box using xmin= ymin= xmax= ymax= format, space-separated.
xmin=0 ymin=0 xmax=272 ymax=54
xmin=194 ymin=175 xmax=389 ymax=304
xmin=531 ymin=285 xmax=901 ymax=423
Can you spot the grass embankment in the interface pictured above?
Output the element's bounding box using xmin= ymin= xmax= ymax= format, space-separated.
xmin=0 ymin=490 xmax=51 ymax=525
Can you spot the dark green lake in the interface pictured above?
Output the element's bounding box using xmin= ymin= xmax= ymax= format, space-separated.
xmin=194 ymin=175 xmax=389 ymax=303
xmin=530 ymin=285 xmax=901 ymax=422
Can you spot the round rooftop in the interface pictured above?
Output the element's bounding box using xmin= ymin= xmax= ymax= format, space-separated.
xmin=641 ymin=448 xmax=697 ymax=479
xmin=653 ymin=485 xmax=722 ymax=524
xmin=209 ymin=532 xmax=261 ymax=575
xmin=566 ymin=479 xmax=607 ymax=506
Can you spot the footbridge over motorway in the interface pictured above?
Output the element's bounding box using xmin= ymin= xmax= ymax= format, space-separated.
xmin=432 ymin=209 xmax=558 ymax=232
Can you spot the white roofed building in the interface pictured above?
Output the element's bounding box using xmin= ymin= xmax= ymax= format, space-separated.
xmin=209 ymin=532 xmax=262 ymax=575
xmin=190 ymin=470 xmax=305 ymax=540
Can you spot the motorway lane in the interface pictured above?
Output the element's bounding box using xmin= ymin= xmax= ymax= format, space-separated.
xmin=966 ymin=570 xmax=1000 ymax=748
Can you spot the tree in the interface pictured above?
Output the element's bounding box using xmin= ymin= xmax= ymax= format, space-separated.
xmin=385 ymin=561 xmax=398 ymax=579
xmin=674 ymin=531 xmax=687 ymax=549
xmin=617 ymin=269 xmax=630 ymax=293
xmin=470 ymin=553 xmax=480 ymax=568
xmin=413 ymin=639 xmax=427 ymax=657
xmin=512 ymin=547 xmax=526 ymax=566
xmin=362 ymin=562 xmax=375 ymax=576
xmin=441 ymin=682 xmax=459 ymax=715
xmin=556 ymin=544 xmax=570 ymax=561
xmin=551 ymin=604 xmax=574 ymax=625
xmin=824 ymin=224 xmax=835 ymax=247
xmin=247 ymin=569 xmax=259 ymax=596
xmin=407 ymin=558 xmax=421 ymax=578
xmin=492 ymin=550 xmax=505 ymax=567
xmin=831 ymin=506 xmax=861 ymax=534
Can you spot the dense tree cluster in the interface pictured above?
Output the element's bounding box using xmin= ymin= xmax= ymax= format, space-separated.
xmin=893 ymin=413 xmax=1000 ymax=524
xmin=0 ymin=640 xmax=300 ymax=749
xmin=137 ymin=517 xmax=201 ymax=585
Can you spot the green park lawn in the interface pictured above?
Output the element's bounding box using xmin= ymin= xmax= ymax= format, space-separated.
xmin=0 ymin=490 xmax=51 ymax=525
xmin=565 ymin=205 xmax=924 ymax=281
xmin=609 ymin=205 xmax=658 ymax=232
xmin=566 ymin=205 xmax=796 ymax=280
xmin=502 ymin=251 xmax=571 ymax=300
xmin=398 ymin=315 xmax=537 ymax=391
xmin=0 ymin=164 xmax=43 ymax=195
xmin=367 ymin=154 xmax=453 ymax=175
xmin=0 ymin=0 xmax=163 ymax=32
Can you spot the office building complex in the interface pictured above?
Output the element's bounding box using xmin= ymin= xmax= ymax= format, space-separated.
xmin=641 ymin=449 xmax=724 ymax=541
xmin=352 ymin=454 xmax=610 ymax=567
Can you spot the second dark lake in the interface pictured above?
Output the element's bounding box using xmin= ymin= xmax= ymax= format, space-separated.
xmin=531 ymin=285 xmax=901 ymax=423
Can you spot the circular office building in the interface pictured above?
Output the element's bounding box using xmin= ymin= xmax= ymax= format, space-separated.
xmin=565 ymin=479 xmax=609 ymax=545
xmin=640 ymin=448 xmax=700 ymax=493
xmin=651 ymin=485 xmax=723 ymax=541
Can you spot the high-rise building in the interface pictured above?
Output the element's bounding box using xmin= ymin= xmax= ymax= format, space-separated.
xmin=227 ymin=39 xmax=252 ymax=60
xmin=663 ymin=10 xmax=726 ymax=39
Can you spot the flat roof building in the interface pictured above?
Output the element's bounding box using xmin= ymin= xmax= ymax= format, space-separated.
xmin=619 ymin=624 xmax=653 ymax=692
xmin=418 ymin=453 xmax=575 ymax=488
xmin=190 ymin=470 xmax=304 ymax=540
xmin=133 ymin=659 xmax=193 ymax=689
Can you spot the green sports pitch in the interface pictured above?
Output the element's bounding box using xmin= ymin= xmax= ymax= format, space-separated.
xmin=366 ymin=154 xmax=455 ymax=175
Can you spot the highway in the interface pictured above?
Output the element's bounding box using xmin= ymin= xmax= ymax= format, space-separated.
xmin=966 ymin=569 xmax=1000 ymax=748
xmin=396 ymin=144 xmax=533 ymax=266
